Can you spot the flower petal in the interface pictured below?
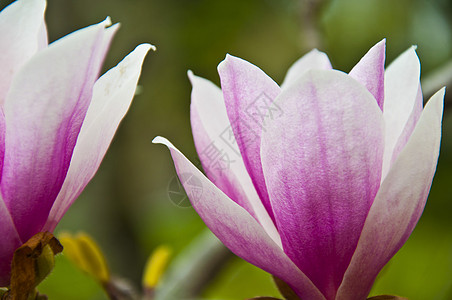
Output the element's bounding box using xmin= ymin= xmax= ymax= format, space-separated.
xmin=349 ymin=39 xmax=386 ymax=110
xmin=382 ymin=46 xmax=421 ymax=178
xmin=336 ymin=88 xmax=444 ymax=300
xmin=43 ymin=44 xmax=152 ymax=232
xmin=390 ymin=85 xmax=423 ymax=165
xmin=281 ymin=49 xmax=332 ymax=89
xmin=153 ymin=136 xmax=325 ymax=300
xmin=0 ymin=0 xmax=47 ymax=105
xmin=261 ymin=70 xmax=384 ymax=299
xmin=0 ymin=195 xmax=21 ymax=287
xmin=2 ymin=19 xmax=114 ymax=241
xmin=188 ymin=71 xmax=280 ymax=247
xmin=217 ymin=54 xmax=280 ymax=224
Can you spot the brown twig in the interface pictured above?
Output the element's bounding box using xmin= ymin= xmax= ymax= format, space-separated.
xmin=299 ymin=0 xmax=330 ymax=51
xmin=154 ymin=229 xmax=233 ymax=300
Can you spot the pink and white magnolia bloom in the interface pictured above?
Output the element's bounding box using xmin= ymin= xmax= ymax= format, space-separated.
xmin=154 ymin=40 xmax=444 ymax=300
xmin=0 ymin=0 xmax=151 ymax=285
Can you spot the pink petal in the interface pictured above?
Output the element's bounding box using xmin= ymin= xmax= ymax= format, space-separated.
xmin=382 ymin=46 xmax=421 ymax=179
xmin=281 ymin=49 xmax=332 ymax=89
xmin=349 ymin=39 xmax=386 ymax=110
xmin=43 ymin=44 xmax=152 ymax=232
xmin=2 ymin=19 xmax=114 ymax=241
xmin=261 ymin=70 xmax=384 ymax=299
xmin=0 ymin=195 xmax=21 ymax=287
xmin=336 ymin=88 xmax=444 ymax=300
xmin=0 ymin=0 xmax=47 ymax=106
xmin=188 ymin=71 xmax=281 ymax=247
xmin=153 ymin=136 xmax=325 ymax=300
xmin=217 ymin=55 xmax=280 ymax=224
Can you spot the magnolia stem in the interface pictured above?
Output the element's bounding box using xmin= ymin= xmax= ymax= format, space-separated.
xmin=154 ymin=229 xmax=233 ymax=300
xmin=300 ymin=0 xmax=329 ymax=51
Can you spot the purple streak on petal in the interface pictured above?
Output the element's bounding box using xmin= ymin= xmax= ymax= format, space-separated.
xmin=188 ymin=71 xmax=280 ymax=246
xmin=0 ymin=195 xmax=21 ymax=287
xmin=218 ymin=55 xmax=280 ymax=225
xmin=153 ymin=136 xmax=326 ymax=300
xmin=337 ymin=88 xmax=443 ymax=300
xmin=43 ymin=44 xmax=152 ymax=232
xmin=2 ymin=20 xmax=114 ymax=241
xmin=281 ymin=49 xmax=332 ymax=89
xmin=0 ymin=0 xmax=46 ymax=106
xmin=261 ymin=70 xmax=384 ymax=299
xmin=349 ymin=39 xmax=386 ymax=110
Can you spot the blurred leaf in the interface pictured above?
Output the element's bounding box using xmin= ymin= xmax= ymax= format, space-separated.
xmin=38 ymin=255 xmax=108 ymax=300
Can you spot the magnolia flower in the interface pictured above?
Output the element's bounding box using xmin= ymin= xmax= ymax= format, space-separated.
xmin=0 ymin=0 xmax=151 ymax=285
xmin=154 ymin=39 xmax=444 ymax=300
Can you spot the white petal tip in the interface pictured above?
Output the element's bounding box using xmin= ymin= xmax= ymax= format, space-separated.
xmin=376 ymin=38 xmax=386 ymax=47
xmin=425 ymin=87 xmax=445 ymax=115
xmin=138 ymin=43 xmax=155 ymax=53
xmin=102 ymin=16 xmax=112 ymax=27
xmin=222 ymin=53 xmax=238 ymax=64
xmin=218 ymin=53 xmax=240 ymax=72
xmin=109 ymin=23 xmax=120 ymax=30
xmin=187 ymin=70 xmax=199 ymax=84
xmin=432 ymin=87 xmax=446 ymax=99
xmin=152 ymin=136 xmax=173 ymax=148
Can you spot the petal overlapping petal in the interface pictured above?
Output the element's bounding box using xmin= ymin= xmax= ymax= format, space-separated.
xmin=382 ymin=46 xmax=421 ymax=178
xmin=218 ymin=55 xmax=280 ymax=224
xmin=389 ymin=85 xmax=423 ymax=166
xmin=43 ymin=44 xmax=152 ymax=231
xmin=349 ymin=39 xmax=386 ymax=110
xmin=2 ymin=19 xmax=114 ymax=241
xmin=261 ymin=70 xmax=384 ymax=299
xmin=0 ymin=195 xmax=21 ymax=287
xmin=153 ymin=136 xmax=325 ymax=300
xmin=0 ymin=0 xmax=47 ymax=105
xmin=337 ymin=88 xmax=444 ymax=300
xmin=281 ymin=49 xmax=332 ymax=89
xmin=188 ymin=71 xmax=280 ymax=246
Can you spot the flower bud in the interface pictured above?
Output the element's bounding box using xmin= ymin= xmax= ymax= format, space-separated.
xmin=142 ymin=245 xmax=172 ymax=293
xmin=59 ymin=232 xmax=110 ymax=284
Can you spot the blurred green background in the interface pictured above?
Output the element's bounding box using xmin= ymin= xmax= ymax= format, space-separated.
xmin=1 ymin=0 xmax=452 ymax=299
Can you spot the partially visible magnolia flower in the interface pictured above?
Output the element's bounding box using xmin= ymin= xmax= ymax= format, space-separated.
xmin=0 ymin=0 xmax=152 ymax=285
xmin=154 ymin=39 xmax=444 ymax=300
